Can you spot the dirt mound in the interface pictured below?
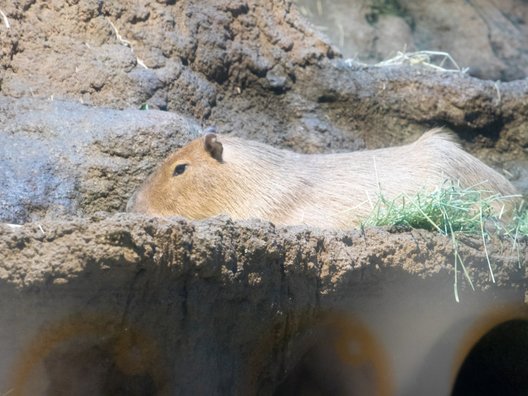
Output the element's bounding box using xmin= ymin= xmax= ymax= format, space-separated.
xmin=0 ymin=216 xmax=525 ymax=393
xmin=0 ymin=0 xmax=527 ymax=394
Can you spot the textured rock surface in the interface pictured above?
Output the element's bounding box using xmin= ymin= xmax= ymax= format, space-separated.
xmin=0 ymin=216 xmax=526 ymax=394
xmin=0 ymin=1 xmax=527 ymax=161
xmin=0 ymin=0 xmax=527 ymax=394
xmin=0 ymin=96 xmax=200 ymax=223
xmin=296 ymin=0 xmax=528 ymax=81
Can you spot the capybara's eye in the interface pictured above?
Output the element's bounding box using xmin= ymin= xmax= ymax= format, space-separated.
xmin=173 ymin=164 xmax=187 ymax=176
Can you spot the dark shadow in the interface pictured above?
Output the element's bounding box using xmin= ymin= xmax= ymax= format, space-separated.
xmin=272 ymin=315 xmax=391 ymax=396
xmin=44 ymin=340 xmax=157 ymax=396
xmin=452 ymin=319 xmax=528 ymax=396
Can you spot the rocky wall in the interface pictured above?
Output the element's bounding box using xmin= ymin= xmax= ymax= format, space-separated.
xmin=0 ymin=0 xmax=527 ymax=394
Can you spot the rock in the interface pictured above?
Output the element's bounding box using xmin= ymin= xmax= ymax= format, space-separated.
xmin=0 ymin=0 xmax=527 ymax=394
xmin=296 ymin=0 xmax=528 ymax=81
xmin=0 ymin=216 xmax=525 ymax=394
xmin=0 ymin=96 xmax=199 ymax=223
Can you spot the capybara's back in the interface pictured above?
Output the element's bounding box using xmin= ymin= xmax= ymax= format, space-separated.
xmin=127 ymin=129 xmax=519 ymax=229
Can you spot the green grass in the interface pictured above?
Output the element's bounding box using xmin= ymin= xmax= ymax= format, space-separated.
xmin=361 ymin=182 xmax=525 ymax=302
xmin=514 ymin=206 xmax=528 ymax=236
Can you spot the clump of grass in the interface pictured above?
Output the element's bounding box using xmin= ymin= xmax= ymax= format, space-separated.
xmin=513 ymin=205 xmax=528 ymax=236
xmin=497 ymin=202 xmax=528 ymax=269
xmin=362 ymin=183 xmax=504 ymax=234
xmin=361 ymin=182 xmax=524 ymax=302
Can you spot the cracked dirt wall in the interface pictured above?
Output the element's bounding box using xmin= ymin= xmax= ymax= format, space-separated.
xmin=1 ymin=216 xmax=526 ymax=394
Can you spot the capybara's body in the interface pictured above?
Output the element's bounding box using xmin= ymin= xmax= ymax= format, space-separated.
xmin=127 ymin=129 xmax=519 ymax=229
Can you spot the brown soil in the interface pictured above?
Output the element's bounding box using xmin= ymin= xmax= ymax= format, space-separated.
xmin=0 ymin=0 xmax=527 ymax=394
xmin=0 ymin=216 xmax=526 ymax=394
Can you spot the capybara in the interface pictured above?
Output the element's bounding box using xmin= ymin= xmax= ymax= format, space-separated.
xmin=126 ymin=128 xmax=519 ymax=229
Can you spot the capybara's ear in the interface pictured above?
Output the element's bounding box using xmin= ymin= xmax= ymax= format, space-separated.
xmin=204 ymin=133 xmax=223 ymax=162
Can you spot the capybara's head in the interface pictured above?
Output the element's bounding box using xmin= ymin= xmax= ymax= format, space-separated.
xmin=126 ymin=132 xmax=227 ymax=219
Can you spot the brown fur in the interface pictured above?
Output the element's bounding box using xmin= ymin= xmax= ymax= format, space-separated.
xmin=126 ymin=129 xmax=519 ymax=229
